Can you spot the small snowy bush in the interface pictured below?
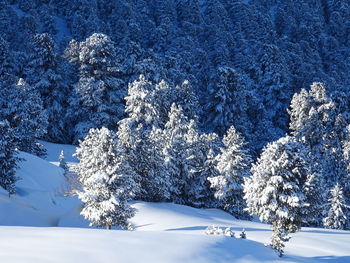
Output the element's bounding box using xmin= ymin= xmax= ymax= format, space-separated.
xmin=205 ymin=226 xmax=235 ymax=237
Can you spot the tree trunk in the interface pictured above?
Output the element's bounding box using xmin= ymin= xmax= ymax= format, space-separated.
xmin=106 ymin=224 xmax=111 ymax=230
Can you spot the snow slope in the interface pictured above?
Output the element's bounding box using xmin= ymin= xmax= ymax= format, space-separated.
xmin=0 ymin=142 xmax=349 ymax=262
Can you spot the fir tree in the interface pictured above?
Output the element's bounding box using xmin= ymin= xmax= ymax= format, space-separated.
xmin=289 ymin=83 xmax=336 ymax=150
xmin=182 ymin=122 xmax=219 ymax=208
xmin=25 ymin=33 xmax=68 ymax=142
xmin=65 ymin=33 xmax=125 ymax=142
xmin=289 ymin=82 xmax=349 ymax=201
xmin=0 ymin=120 xmax=18 ymax=195
xmin=244 ymin=136 xmax=309 ymax=256
xmin=58 ymin=150 xmax=69 ymax=172
xmin=0 ymin=36 xmax=15 ymax=85
xmin=2 ymin=79 xmax=48 ymax=156
xmin=162 ymin=104 xmax=193 ymax=204
xmin=75 ymin=127 xmax=138 ymax=229
xmin=205 ymin=67 xmax=252 ymax=137
xmin=302 ymin=171 xmax=324 ymax=226
xmin=323 ymin=184 xmax=349 ymax=230
xmin=208 ymin=126 xmax=251 ymax=218
xmin=117 ymin=76 xmax=171 ymax=201
xmin=201 ymin=147 xmax=220 ymax=208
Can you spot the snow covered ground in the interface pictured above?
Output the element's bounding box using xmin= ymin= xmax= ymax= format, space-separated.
xmin=0 ymin=141 xmax=349 ymax=262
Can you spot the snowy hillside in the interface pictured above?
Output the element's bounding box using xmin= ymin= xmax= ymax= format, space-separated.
xmin=0 ymin=142 xmax=349 ymax=262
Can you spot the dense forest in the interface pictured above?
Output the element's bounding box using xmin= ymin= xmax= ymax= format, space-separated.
xmin=0 ymin=0 xmax=350 ymax=149
xmin=0 ymin=0 xmax=350 ymax=256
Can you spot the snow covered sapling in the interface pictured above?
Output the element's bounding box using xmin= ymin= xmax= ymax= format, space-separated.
xmin=58 ymin=150 xmax=68 ymax=173
xmin=75 ymin=127 xmax=137 ymax=230
xmin=244 ymin=136 xmax=309 ymax=256
xmin=240 ymin=229 xmax=246 ymax=239
xmin=0 ymin=121 xmax=18 ymax=195
xmin=208 ymin=126 xmax=251 ymax=218
xmin=323 ymin=184 xmax=349 ymax=230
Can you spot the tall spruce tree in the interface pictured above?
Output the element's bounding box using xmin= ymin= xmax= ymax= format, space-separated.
xmin=205 ymin=67 xmax=252 ymax=137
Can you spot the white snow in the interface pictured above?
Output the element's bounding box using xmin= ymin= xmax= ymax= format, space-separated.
xmin=0 ymin=142 xmax=349 ymax=262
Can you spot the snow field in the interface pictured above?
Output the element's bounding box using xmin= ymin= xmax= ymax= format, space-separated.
xmin=0 ymin=141 xmax=349 ymax=262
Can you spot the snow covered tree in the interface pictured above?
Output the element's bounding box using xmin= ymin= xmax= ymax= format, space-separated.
xmin=302 ymin=171 xmax=324 ymax=226
xmin=75 ymin=127 xmax=138 ymax=229
xmin=0 ymin=120 xmax=18 ymax=195
xmin=182 ymin=122 xmax=219 ymax=208
xmin=0 ymin=36 xmax=15 ymax=85
xmin=200 ymin=147 xmax=220 ymax=208
xmin=323 ymin=184 xmax=349 ymax=230
xmin=142 ymin=127 xmax=172 ymax=202
xmin=253 ymin=43 xmax=291 ymax=130
xmin=148 ymin=78 xmax=200 ymax=127
xmin=2 ymin=79 xmax=48 ymax=156
xmin=162 ymin=104 xmax=193 ymax=204
xmin=117 ymin=76 xmax=171 ymax=201
xmin=289 ymin=83 xmax=336 ymax=150
xmin=25 ymin=33 xmax=68 ymax=142
xmin=208 ymin=126 xmax=251 ymax=218
xmin=65 ymin=33 xmax=126 ymax=142
xmin=244 ymin=136 xmax=309 ymax=256
xmin=59 ymin=150 xmax=68 ymax=172
xmin=204 ymin=67 xmax=252 ymax=137
xmin=289 ymin=82 xmax=349 ymax=191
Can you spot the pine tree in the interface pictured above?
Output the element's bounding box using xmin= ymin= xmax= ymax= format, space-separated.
xmin=205 ymin=67 xmax=252 ymax=137
xmin=182 ymin=122 xmax=219 ymax=208
xmin=289 ymin=82 xmax=349 ymax=199
xmin=302 ymin=171 xmax=324 ymax=226
xmin=253 ymin=43 xmax=291 ymax=131
xmin=0 ymin=120 xmax=18 ymax=195
xmin=145 ymin=127 xmax=172 ymax=201
xmin=149 ymin=78 xmax=200 ymax=127
xmin=208 ymin=126 xmax=251 ymax=218
xmin=323 ymin=184 xmax=349 ymax=230
xmin=75 ymin=127 xmax=138 ymax=229
xmin=289 ymin=83 xmax=336 ymax=150
xmin=244 ymin=136 xmax=309 ymax=256
xmin=59 ymin=150 xmax=69 ymax=172
xmin=162 ymin=104 xmax=193 ymax=204
xmin=0 ymin=35 xmax=15 ymax=85
xmin=65 ymin=33 xmax=126 ymax=142
xmin=2 ymin=79 xmax=48 ymax=156
xmin=25 ymin=33 xmax=68 ymax=142
xmin=117 ymin=76 xmax=171 ymax=201
xmin=201 ymin=147 xmax=220 ymax=208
